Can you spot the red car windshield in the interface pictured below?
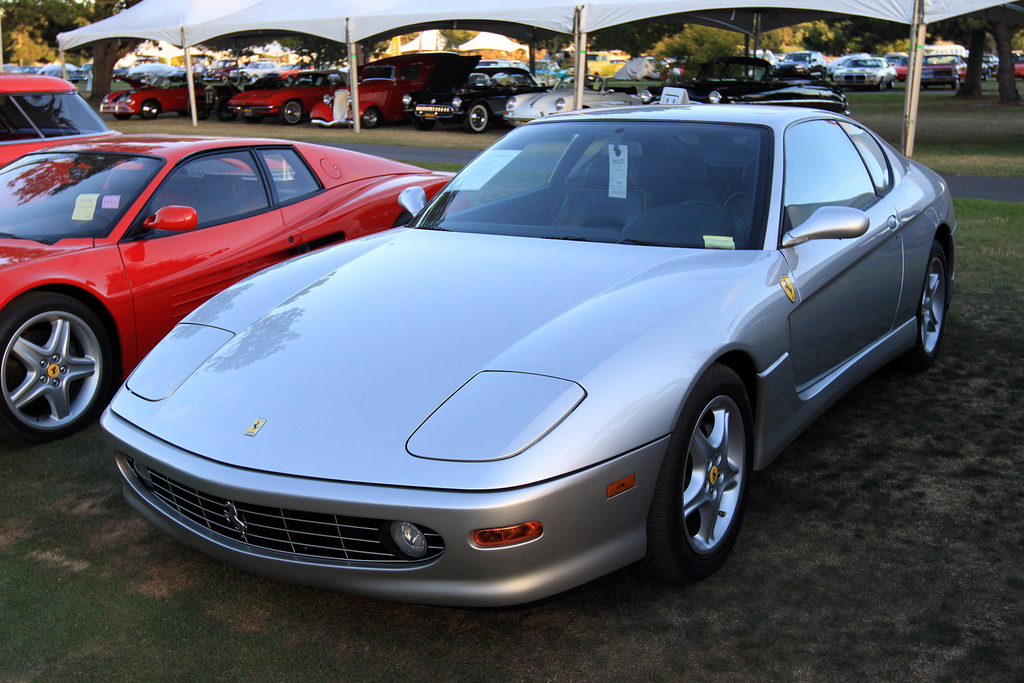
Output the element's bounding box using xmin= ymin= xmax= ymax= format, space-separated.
xmin=0 ymin=92 xmax=109 ymax=139
xmin=0 ymin=151 xmax=163 ymax=243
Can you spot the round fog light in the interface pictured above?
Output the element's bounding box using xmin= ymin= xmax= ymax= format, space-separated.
xmin=390 ymin=521 xmax=427 ymax=558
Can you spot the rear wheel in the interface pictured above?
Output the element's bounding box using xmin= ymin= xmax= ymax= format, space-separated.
xmin=898 ymin=240 xmax=948 ymax=372
xmin=0 ymin=293 xmax=112 ymax=444
xmin=361 ymin=106 xmax=383 ymax=129
xmin=645 ymin=364 xmax=752 ymax=583
xmin=279 ymin=99 xmax=303 ymax=125
xmin=139 ymin=99 xmax=161 ymax=120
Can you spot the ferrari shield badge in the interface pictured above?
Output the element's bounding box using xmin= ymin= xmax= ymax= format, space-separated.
xmin=780 ymin=276 xmax=796 ymax=303
xmin=245 ymin=418 xmax=267 ymax=437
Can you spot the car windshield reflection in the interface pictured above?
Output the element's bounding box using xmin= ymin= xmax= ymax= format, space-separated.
xmin=412 ymin=120 xmax=772 ymax=250
xmin=0 ymin=152 xmax=163 ymax=242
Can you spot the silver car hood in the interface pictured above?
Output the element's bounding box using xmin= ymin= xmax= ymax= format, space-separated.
xmin=112 ymin=228 xmax=778 ymax=490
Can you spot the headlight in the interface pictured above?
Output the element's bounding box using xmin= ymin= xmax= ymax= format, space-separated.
xmin=126 ymin=324 xmax=234 ymax=401
xmin=506 ymin=96 xmax=517 ymax=112
xmin=709 ymin=90 xmax=722 ymax=104
xmin=402 ymin=93 xmax=412 ymax=106
xmin=554 ymin=97 xmax=566 ymax=111
xmin=322 ymin=93 xmax=333 ymax=105
xmin=389 ymin=521 xmax=428 ymax=558
xmin=451 ymin=95 xmax=462 ymax=109
xmin=406 ymin=371 xmax=585 ymax=462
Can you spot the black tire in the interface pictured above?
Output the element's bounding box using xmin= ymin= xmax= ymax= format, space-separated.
xmin=898 ymin=240 xmax=948 ymax=372
xmin=113 ymin=113 xmax=132 ymax=121
xmin=463 ymin=102 xmax=490 ymax=133
xmin=243 ymin=114 xmax=263 ymax=124
xmin=216 ymin=98 xmax=237 ymax=122
xmin=645 ymin=364 xmax=753 ymax=583
xmin=139 ymin=99 xmax=161 ymax=120
xmin=951 ymin=80 xmax=959 ymax=90
xmin=412 ymin=116 xmax=435 ymax=131
xmin=279 ymin=99 xmax=303 ymax=125
xmin=361 ymin=106 xmax=383 ymax=129
xmin=0 ymin=292 xmax=113 ymax=444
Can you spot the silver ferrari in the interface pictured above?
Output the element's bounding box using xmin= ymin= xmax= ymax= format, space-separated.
xmin=103 ymin=105 xmax=955 ymax=607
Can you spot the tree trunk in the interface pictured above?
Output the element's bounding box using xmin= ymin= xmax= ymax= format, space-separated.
xmin=956 ymin=29 xmax=986 ymax=98
xmin=89 ymin=39 xmax=137 ymax=104
xmin=988 ymin=21 xmax=1021 ymax=104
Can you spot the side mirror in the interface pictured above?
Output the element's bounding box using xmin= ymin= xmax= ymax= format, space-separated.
xmin=144 ymin=205 xmax=198 ymax=232
xmin=398 ymin=185 xmax=426 ymax=217
xmin=782 ymin=205 xmax=870 ymax=247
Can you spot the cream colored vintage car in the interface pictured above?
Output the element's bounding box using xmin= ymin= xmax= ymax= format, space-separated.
xmin=505 ymin=76 xmax=650 ymax=125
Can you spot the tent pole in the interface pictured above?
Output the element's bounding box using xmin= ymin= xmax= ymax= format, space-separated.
xmin=59 ymin=49 xmax=67 ymax=79
xmin=574 ymin=6 xmax=586 ymax=111
xmin=182 ymin=28 xmax=198 ymax=128
xmin=348 ymin=20 xmax=361 ymax=133
xmin=902 ymin=0 xmax=927 ymax=157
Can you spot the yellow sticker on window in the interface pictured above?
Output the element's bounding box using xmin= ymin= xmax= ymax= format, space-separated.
xmin=72 ymin=193 xmax=100 ymax=221
xmin=703 ymin=235 xmax=735 ymax=250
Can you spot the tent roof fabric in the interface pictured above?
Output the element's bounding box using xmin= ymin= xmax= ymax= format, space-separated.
xmin=457 ymin=32 xmax=528 ymax=53
xmin=59 ymin=0 xmax=1019 ymax=52
xmin=58 ymin=0 xmax=265 ymax=49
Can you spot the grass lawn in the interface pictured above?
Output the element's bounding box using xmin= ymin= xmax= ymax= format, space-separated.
xmin=1 ymin=91 xmax=1023 ymax=680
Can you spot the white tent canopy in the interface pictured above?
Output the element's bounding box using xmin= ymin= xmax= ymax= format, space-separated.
xmin=57 ymin=0 xmax=265 ymax=50
xmin=456 ymin=31 xmax=528 ymax=53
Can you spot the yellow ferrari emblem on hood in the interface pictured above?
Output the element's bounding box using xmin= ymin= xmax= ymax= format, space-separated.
xmin=780 ymin=276 xmax=796 ymax=303
xmin=245 ymin=418 xmax=267 ymax=437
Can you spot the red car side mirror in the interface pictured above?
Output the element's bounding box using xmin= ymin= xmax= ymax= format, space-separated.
xmin=144 ymin=205 xmax=198 ymax=232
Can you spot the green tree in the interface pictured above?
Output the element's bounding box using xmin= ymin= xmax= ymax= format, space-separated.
xmin=653 ymin=25 xmax=742 ymax=73
xmin=588 ymin=19 xmax=682 ymax=57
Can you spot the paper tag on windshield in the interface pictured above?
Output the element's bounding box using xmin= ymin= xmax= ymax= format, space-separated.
xmin=608 ymin=144 xmax=627 ymax=199
xmin=455 ymin=150 xmax=521 ymax=191
xmin=704 ymin=235 xmax=736 ymax=250
xmin=72 ymin=194 xmax=100 ymax=221
xmin=102 ymin=195 xmax=121 ymax=210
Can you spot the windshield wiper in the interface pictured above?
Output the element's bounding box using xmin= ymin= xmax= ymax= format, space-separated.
xmin=0 ymin=232 xmax=53 ymax=245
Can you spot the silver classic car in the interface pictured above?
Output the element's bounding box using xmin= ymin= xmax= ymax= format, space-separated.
xmin=103 ymin=105 xmax=955 ymax=607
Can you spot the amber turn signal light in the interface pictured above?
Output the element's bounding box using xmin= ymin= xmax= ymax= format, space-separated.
xmin=472 ymin=521 xmax=543 ymax=548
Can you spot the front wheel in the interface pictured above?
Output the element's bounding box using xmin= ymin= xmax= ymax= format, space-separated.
xmin=361 ymin=106 xmax=382 ymax=129
xmin=0 ymin=292 xmax=112 ymax=444
xmin=645 ymin=364 xmax=752 ymax=583
xmin=412 ymin=116 xmax=435 ymax=131
xmin=898 ymin=240 xmax=948 ymax=372
xmin=279 ymin=99 xmax=303 ymax=125
xmin=139 ymin=99 xmax=161 ymax=120
xmin=463 ymin=102 xmax=490 ymax=133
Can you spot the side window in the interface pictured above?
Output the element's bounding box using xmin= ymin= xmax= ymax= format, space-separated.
xmin=839 ymin=121 xmax=892 ymax=194
xmin=143 ymin=150 xmax=270 ymax=229
xmin=258 ymin=148 xmax=321 ymax=203
xmin=783 ymin=119 xmax=876 ymax=230
xmin=399 ymin=65 xmax=420 ymax=80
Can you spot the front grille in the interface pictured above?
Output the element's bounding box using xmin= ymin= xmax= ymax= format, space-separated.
xmin=415 ymin=104 xmax=455 ymax=115
xmin=838 ymin=74 xmax=869 ymax=84
xmin=126 ymin=457 xmax=444 ymax=564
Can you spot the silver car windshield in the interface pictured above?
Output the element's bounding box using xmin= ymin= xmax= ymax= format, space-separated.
xmin=412 ymin=120 xmax=772 ymax=250
xmin=0 ymin=151 xmax=163 ymax=243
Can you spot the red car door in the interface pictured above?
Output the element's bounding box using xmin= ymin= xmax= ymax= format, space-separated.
xmin=117 ymin=149 xmax=300 ymax=357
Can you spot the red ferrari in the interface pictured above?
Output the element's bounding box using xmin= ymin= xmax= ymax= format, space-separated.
xmin=0 ymin=135 xmax=450 ymax=443
xmin=228 ymin=70 xmax=347 ymax=125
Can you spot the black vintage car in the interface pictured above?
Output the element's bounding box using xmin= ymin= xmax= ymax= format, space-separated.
xmin=672 ymin=57 xmax=849 ymax=114
xmin=405 ymin=59 xmax=549 ymax=133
